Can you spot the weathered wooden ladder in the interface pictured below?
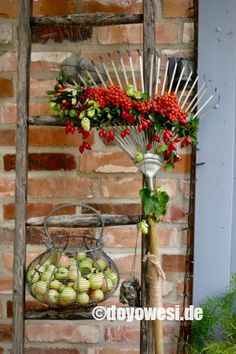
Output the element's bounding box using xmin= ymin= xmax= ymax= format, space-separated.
xmin=13 ymin=0 xmax=156 ymax=353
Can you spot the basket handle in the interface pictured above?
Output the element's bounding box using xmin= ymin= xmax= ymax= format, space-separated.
xmin=43 ymin=203 xmax=104 ymax=248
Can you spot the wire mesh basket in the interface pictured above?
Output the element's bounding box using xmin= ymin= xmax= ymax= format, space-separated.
xmin=26 ymin=203 xmax=120 ymax=308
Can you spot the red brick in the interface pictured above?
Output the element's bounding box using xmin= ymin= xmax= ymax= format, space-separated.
xmin=28 ymin=177 xmax=95 ymax=198
xmin=83 ymin=203 xmax=142 ymax=216
xmin=80 ymin=152 xmax=136 ymax=173
xmin=30 ymin=79 xmax=56 ymax=97
xmin=180 ymin=179 xmax=190 ymax=198
xmin=163 ymin=0 xmax=193 ymax=18
xmin=162 ymin=254 xmax=192 ymax=272
xmin=0 ymin=0 xmax=77 ymax=18
xmin=182 ymin=228 xmax=193 ymax=246
xmin=158 ymin=179 xmax=177 ymax=199
xmin=3 ymin=153 xmax=76 ymax=171
xmin=162 ymin=279 xmax=174 ymax=296
xmin=176 ymin=278 xmax=193 ymax=296
xmin=3 ymin=252 xmax=39 ymax=270
xmin=98 ymin=23 xmax=178 ymax=44
xmin=32 ymin=25 xmax=92 ymax=44
xmin=163 ymin=204 xmax=188 ymax=223
xmin=101 ymin=177 xmax=142 ymax=199
xmin=104 ymin=324 xmax=140 ymax=343
xmin=26 ymin=226 xmax=95 ymax=246
xmin=25 ymin=323 xmax=99 ymax=343
xmin=104 ymin=226 xmax=141 ymax=248
xmin=28 ymin=127 xmax=94 ymax=147
xmin=0 ymin=347 xmax=4 ymax=354
xmin=0 ymin=179 xmax=15 ymax=197
xmin=0 ymin=276 xmax=12 ymax=294
xmin=112 ymin=254 xmax=141 ymax=274
xmin=166 ymin=154 xmax=191 ymax=174
xmin=0 ymin=78 xmax=14 ymax=97
xmin=2 ymin=103 xmax=51 ymax=124
xmin=24 ymin=349 xmax=81 ymax=354
xmin=7 ymin=300 xmax=48 ymax=318
xmin=0 ymin=324 xmax=12 ymax=342
xmin=0 ymin=228 xmax=14 ymax=244
xmin=3 ymin=203 xmax=76 ymax=220
xmin=0 ymin=52 xmax=17 ymax=71
xmin=0 ymin=130 xmax=15 ymax=145
xmin=156 ymin=227 xmax=177 ymax=247
xmin=82 ymin=0 xmax=142 ymax=14
xmin=31 ymin=52 xmax=73 ymax=72
xmin=183 ymin=22 xmax=194 ymax=43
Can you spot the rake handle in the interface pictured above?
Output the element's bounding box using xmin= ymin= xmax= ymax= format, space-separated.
xmin=148 ymin=216 xmax=164 ymax=354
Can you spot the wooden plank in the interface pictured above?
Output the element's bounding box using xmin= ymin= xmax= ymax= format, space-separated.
xmin=141 ymin=0 xmax=156 ymax=353
xmin=27 ymin=214 xmax=140 ymax=227
xmin=25 ymin=309 xmax=94 ymax=320
xmin=13 ymin=0 xmax=32 ymax=353
xmin=31 ymin=13 xmax=143 ymax=27
xmin=28 ymin=116 xmax=75 ymax=126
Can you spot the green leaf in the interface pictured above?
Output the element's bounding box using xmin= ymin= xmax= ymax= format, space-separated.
xmin=156 ymin=143 xmax=168 ymax=154
xmin=165 ymin=161 xmax=175 ymax=172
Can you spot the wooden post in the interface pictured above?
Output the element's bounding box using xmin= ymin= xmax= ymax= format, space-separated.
xmin=13 ymin=0 xmax=32 ymax=353
xmin=141 ymin=0 xmax=156 ymax=353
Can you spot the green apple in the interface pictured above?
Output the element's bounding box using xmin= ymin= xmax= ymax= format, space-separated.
xmin=41 ymin=270 xmax=55 ymax=283
xmin=58 ymin=255 xmax=70 ymax=268
xmin=58 ymin=284 xmax=66 ymax=293
xmin=68 ymin=269 xmax=78 ymax=281
xmin=69 ymin=257 xmax=76 ymax=267
xmin=34 ymin=281 xmax=48 ymax=296
xmin=47 ymin=264 xmax=57 ymax=273
xmin=77 ymin=292 xmax=89 ymax=306
xmin=104 ymin=268 xmax=111 ymax=276
xmin=49 ymin=279 xmax=61 ymax=290
xmin=77 ymin=252 xmax=86 ymax=261
xmin=41 ymin=259 xmax=52 ymax=268
xmin=55 ymin=267 xmax=69 ymax=281
xmin=89 ymin=273 xmax=104 ymax=290
xmin=90 ymin=289 xmax=104 ymax=302
xmin=76 ymin=277 xmax=90 ymax=292
xmin=107 ymin=271 xmax=118 ymax=285
xmin=93 ymin=258 xmax=107 ymax=271
xmin=101 ymin=278 xmax=113 ymax=293
xmin=34 ymin=264 xmax=46 ymax=273
xmin=69 ymin=265 xmax=77 ymax=271
xmin=46 ymin=289 xmax=59 ymax=305
xmin=59 ymin=287 xmax=76 ymax=306
xmin=68 ymin=282 xmax=74 ymax=288
xmin=26 ymin=268 xmax=40 ymax=284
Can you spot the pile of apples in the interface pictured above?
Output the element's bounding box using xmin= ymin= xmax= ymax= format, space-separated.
xmin=26 ymin=251 xmax=119 ymax=307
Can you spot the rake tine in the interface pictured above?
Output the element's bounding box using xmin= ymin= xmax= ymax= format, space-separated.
xmin=84 ymin=67 xmax=97 ymax=87
xmin=108 ymin=52 xmax=123 ymax=90
xmin=99 ymin=55 xmax=114 ymax=86
xmin=117 ymin=50 xmax=129 ymax=86
xmin=186 ymin=83 xmax=207 ymax=112
xmin=76 ymin=73 xmax=87 ymax=86
xmin=178 ymin=70 xmax=193 ymax=104
xmin=174 ymin=66 xmax=185 ymax=95
xmin=181 ymin=76 xmax=199 ymax=109
xmin=137 ymin=49 xmax=144 ymax=93
xmin=91 ymin=60 xmax=107 ymax=89
xmin=168 ymin=60 xmax=178 ymax=94
xmin=197 ymin=94 xmax=220 ymax=119
xmin=161 ymin=60 xmax=169 ymax=95
xmin=155 ymin=55 xmax=161 ymax=96
xmin=189 ymin=87 xmax=208 ymax=112
xmin=193 ymin=90 xmax=218 ymax=118
xmin=127 ymin=50 xmax=137 ymax=91
xmin=149 ymin=53 xmax=154 ymax=97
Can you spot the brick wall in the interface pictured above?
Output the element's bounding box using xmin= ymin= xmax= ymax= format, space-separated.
xmin=0 ymin=0 xmax=194 ymax=353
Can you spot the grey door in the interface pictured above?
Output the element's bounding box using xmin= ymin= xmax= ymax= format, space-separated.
xmin=193 ymin=0 xmax=236 ymax=305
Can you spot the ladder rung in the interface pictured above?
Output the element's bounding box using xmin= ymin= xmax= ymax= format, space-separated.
xmin=28 ymin=116 xmax=69 ymax=126
xmin=30 ymin=13 xmax=143 ymax=28
xmin=26 ymin=214 xmax=140 ymax=227
xmin=25 ymin=308 xmax=94 ymax=320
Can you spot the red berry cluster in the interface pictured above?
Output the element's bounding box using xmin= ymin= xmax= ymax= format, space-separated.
xmin=153 ymin=93 xmax=188 ymax=123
